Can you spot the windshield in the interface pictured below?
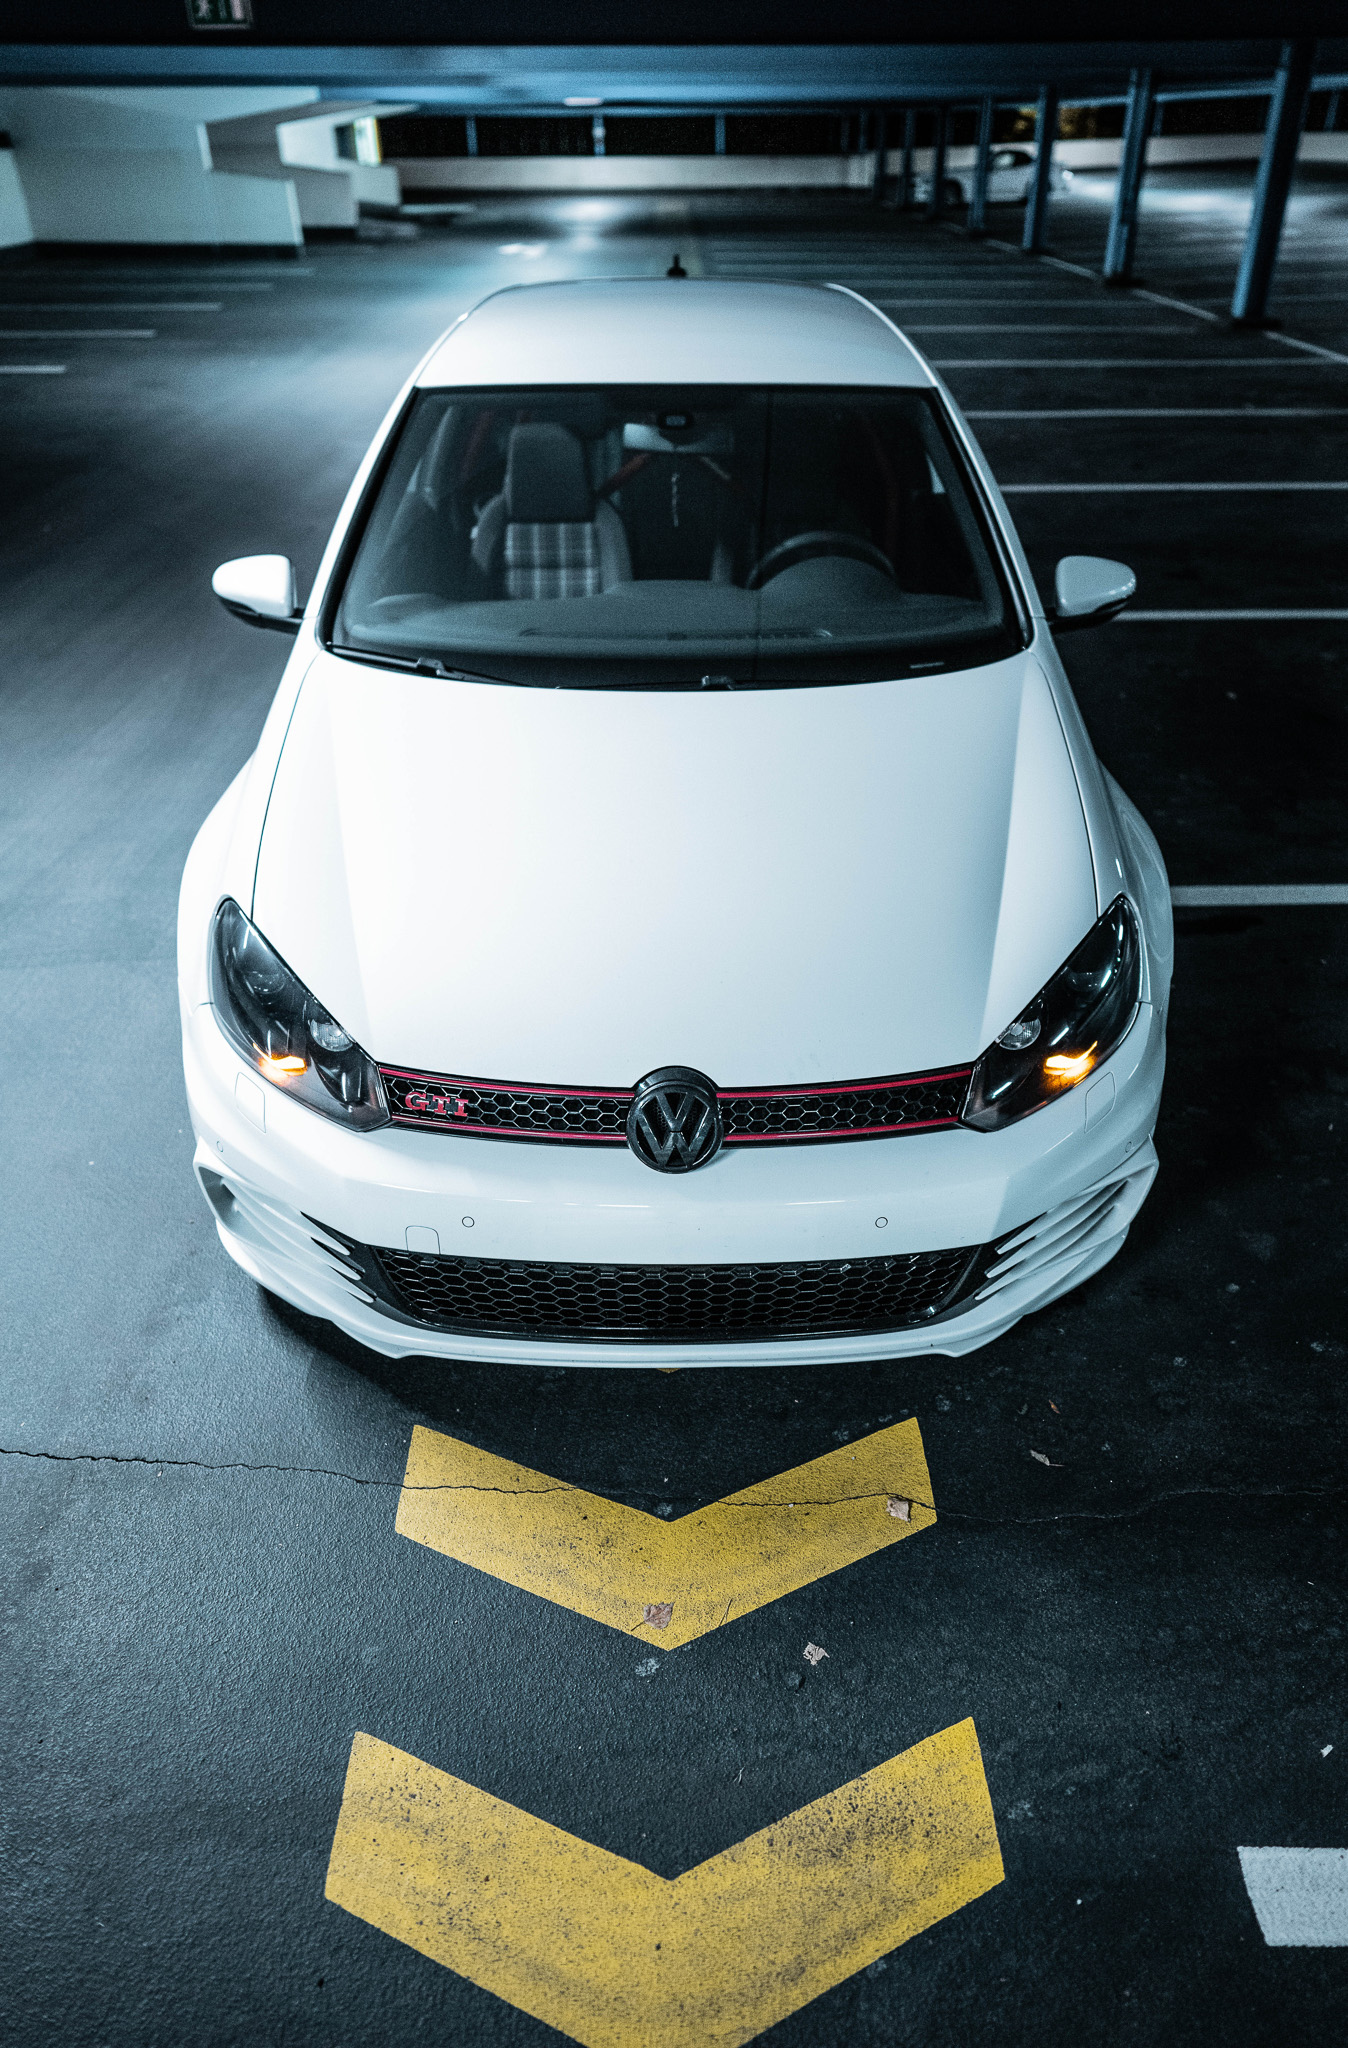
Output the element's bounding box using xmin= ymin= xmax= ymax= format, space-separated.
xmin=329 ymin=385 xmax=1023 ymax=688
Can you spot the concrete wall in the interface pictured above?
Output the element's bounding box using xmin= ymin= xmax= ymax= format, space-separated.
xmin=0 ymin=149 xmax=33 ymax=248
xmin=395 ymin=153 xmax=880 ymax=193
xmin=0 ymin=86 xmax=311 ymax=247
xmin=392 ymin=129 xmax=1348 ymax=194
xmin=208 ymin=103 xmax=404 ymax=228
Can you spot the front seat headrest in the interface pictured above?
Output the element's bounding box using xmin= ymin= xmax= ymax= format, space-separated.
xmin=505 ymin=424 xmax=594 ymax=524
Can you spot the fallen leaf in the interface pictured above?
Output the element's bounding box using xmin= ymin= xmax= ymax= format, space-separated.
xmin=803 ymin=1643 xmax=829 ymax=1666
xmin=1029 ymin=1450 xmax=1062 ymax=1467
xmin=1050 ymin=1400 xmax=1060 ymax=1413
xmin=642 ymin=1602 xmax=673 ymax=1630
xmin=886 ymin=1496 xmax=911 ymax=1521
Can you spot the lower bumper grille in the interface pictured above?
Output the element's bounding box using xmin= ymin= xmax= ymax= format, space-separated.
xmin=353 ymin=1239 xmax=988 ymax=1343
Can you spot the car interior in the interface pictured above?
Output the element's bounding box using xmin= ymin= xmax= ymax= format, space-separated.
xmin=335 ymin=386 xmax=1011 ymax=676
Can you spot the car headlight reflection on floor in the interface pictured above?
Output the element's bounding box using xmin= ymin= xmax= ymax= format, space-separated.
xmin=963 ymin=897 xmax=1142 ymax=1131
xmin=209 ymin=898 xmax=390 ymax=1129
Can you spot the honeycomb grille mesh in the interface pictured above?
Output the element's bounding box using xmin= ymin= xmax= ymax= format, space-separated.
xmin=380 ymin=1067 xmax=971 ymax=1145
xmin=365 ymin=1242 xmax=984 ymax=1343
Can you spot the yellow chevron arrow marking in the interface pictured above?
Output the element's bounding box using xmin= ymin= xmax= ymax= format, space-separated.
xmin=396 ymin=1418 xmax=935 ymax=1647
xmin=326 ymin=1719 xmax=1002 ymax=2048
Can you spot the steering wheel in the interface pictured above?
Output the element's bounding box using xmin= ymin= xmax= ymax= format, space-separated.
xmin=745 ymin=530 xmax=896 ymax=591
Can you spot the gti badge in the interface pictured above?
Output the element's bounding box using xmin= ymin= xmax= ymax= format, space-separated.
xmin=626 ymin=1067 xmax=723 ymax=1173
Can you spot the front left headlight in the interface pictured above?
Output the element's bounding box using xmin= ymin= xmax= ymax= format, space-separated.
xmin=962 ymin=896 xmax=1142 ymax=1131
xmin=208 ymin=898 xmax=390 ymax=1130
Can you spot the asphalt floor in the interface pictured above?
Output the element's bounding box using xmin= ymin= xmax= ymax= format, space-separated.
xmin=1 ymin=165 xmax=1346 ymax=2044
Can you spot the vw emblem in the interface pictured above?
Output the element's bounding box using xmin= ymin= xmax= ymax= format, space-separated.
xmin=626 ymin=1066 xmax=723 ymax=1173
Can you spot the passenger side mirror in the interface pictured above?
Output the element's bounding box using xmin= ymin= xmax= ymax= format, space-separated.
xmin=1050 ymin=555 xmax=1135 ymax=632
xmin=212 ymin=555 xmax=302 ymax=634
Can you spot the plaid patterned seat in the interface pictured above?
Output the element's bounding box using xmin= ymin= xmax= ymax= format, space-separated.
xmin=504 ymin=521 xmax=603 ymax=600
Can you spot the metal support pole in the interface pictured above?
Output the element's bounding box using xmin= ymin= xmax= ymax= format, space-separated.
xmin=925 ymin=106 xmax=948 ymax=219
xmin=1326 ymin=90 xmax=1341 ymax=131
xmin=967 ymin=95 xmax=994 ymax=236
xmin=591 ymin=112 xmax=605 ymax=157
xmin=1022 ymin=84 xmax=1059 ymax=253
xmin=1102 ymin=68 xmax=1154 ymax=284
xmin=465 ymin=113 xmax=478 ymax=157
xmin=714 ymin=112 xmax=726 ymax=156
xmin=872 ymin=110 xmax=888 ymax=204
xmin=1232 ymin=38 xmax=1316 ymax=325
xmin=899 ymin=108 xmax=916 ymax=209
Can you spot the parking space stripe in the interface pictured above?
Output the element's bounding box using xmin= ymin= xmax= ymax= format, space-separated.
xmin=0 ymin=328 xmax=155 ymax=339
xmin=326 ymin=1721 xmax=1003 ymax=2048
xmin=0 ymin=302 xmax=223 ymax=312
xmin=906 ymin=324 xmax=1194 ymax=334
xmin=1123 ymin=610 xmax=1348 ymax=622
xmin=1171 ymin=885 xmax=1348 ymax=905
xmin=965 ymin=409 xmax=1348 ymax=419
xmin=933 ymin=359 xmax=1341 ymax=369
xmin=1238 ymin=1849 xmax=1348 ymax=1945
xmin=397 ymin=1418 xmax=935 ymax=1648
xmin=0 ymin=364 xmax=65 ymax=375
xmin=1002 ymin=481 xmax=1348 ymax=493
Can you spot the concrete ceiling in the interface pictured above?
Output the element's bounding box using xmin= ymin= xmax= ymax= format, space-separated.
xmin=5 ymin=39 xmax=1348 ymax=107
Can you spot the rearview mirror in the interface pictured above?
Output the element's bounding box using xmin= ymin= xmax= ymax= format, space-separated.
xmin=1050 ymin=555 xmax=1135 ymax=633
xmin=212 ymin=555 xmax=302 ymax=634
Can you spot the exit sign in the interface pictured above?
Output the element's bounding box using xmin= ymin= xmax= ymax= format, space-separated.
xmin=186 ymin=0 xmax=254 ymax=26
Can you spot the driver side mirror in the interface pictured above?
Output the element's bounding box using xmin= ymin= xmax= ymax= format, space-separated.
xmin=212 ymin=555 xmax=303 ymax=635
xmin=1050 ymin=555 xmax=1135 ymax=633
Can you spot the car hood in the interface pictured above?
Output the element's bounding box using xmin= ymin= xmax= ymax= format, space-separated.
xmin=251 ymin=648 xmax=1097 ymax=1085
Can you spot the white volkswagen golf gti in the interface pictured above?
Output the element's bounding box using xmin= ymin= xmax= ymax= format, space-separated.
xmin=179 ymin=278 xmax=1171 ymax=1367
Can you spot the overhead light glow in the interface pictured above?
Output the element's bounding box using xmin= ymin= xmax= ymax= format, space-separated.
xmin=564 ymin=96 xmax=602 ymax=107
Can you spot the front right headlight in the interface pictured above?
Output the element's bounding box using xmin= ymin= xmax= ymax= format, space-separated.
xmin=208 ymin=898 xmax=389 ymax=1130
xmin=962 ymin=896 xmax=1141 ymax=1131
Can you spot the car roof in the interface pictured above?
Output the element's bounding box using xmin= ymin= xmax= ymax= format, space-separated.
xmin=415 ymin=278 xmax=934 ymax=390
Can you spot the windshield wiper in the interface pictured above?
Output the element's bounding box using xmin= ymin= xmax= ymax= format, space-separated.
xmin=329 ymin=644 xmax=514 ymax=686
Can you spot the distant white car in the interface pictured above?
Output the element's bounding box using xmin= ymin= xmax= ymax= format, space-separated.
xmin=181 ymin=278 xmax=1169 ymax=1367
xmin=914 ymin=145 xmax=1075 ymax=208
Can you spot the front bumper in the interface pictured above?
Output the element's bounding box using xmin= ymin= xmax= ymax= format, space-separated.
xmin=182 ymin=990 xmax=1164 ymax=1366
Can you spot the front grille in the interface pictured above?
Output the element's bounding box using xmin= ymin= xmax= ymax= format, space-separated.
xmin=380 ymin=1065 xmax=972 ymax=1145
xmin=355 ymin=1240 xmax=986 ymax=1343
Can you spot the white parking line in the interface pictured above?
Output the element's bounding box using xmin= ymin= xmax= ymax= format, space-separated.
xmin=1001 ymin=481 xmax=1348 ymax=492
xmin=0 ymin=302 xmax=222 ymax=313
xmin=934 ymin=359 xmax=1339 ymax=369
xmin=966 ymin=409 xmax=1348 ymax=419
xmin=1172 ymin=886 xmax=1348 ymax=906
xmin=0 ymin=328 xmax=155 ymax=339
xmin=1128 ymin=283 xmax=1348 ymax=367
xmin=0 ymin=364 xmax=66 ymax=375
xmin=875 ymin=298 xmax=1191 ymax=308
xmin=1239 ymin=1848 xmax=1348 ymax=1943
xmin=1121 ymin=609 xmax=1348 ymax=621
xmin=905 ymin=324 xmax=1192 ymax=334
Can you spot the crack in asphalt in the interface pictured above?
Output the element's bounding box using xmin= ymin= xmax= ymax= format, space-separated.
xmin=2 ymin=1444 xmax=1344 ymax=1526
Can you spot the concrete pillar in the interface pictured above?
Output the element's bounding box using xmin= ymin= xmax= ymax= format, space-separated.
xmin=925 ymin=106 xmax=948 ymax=219
xmin=1102 ymin=68 xmax=1154 ymax=285
xmin=1231 ymin=38 xmax=1316 ymax=325
xmin=465 ymin=114 xmax=478 ymax=157
xmin=714 ymin=112 xmax=726 ymax=156
xmin=967 ymin=96 xmax=994 ymax=236
xmin=872 ymin=110 xmax=888 ymax=203
xmin=899 ymin=108 xmax=916 ymax=209
xmin=591 ymin=112 xmax=605 ymax=157
xmin=1022 ymin=84 xmax=1059 ymax=253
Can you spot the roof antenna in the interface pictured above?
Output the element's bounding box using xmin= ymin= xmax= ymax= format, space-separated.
xmin=666 ymin=253 xmax=688 ymax=278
